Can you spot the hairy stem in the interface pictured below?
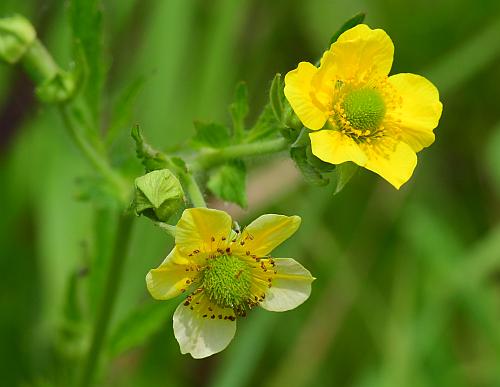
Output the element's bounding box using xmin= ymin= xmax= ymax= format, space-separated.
xmin=182 ymin=171 xmax=207 ymax=208
xmin=79 ymin=214 xmax=134 ymax=387
xmin=189 ymin=137 xmax=289 ymax=171
xmin=21 ymin=38 xmax=59 ymax=83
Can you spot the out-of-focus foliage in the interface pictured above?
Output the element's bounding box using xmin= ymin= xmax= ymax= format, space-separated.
xmin=1 ymin=0 xmax=500 ymax=386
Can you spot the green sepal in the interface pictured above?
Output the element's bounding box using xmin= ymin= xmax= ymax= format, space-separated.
xmin=292 ymin=128 xmax=335 ymax=173
xmin=133 ymin=169 xmax=185 ymax=222
xmin=191 ymin=121 xmax=231 ymax=149
xmin=331 ymin=162 xmax=358 ymax=194
xmin=0 ymin=14 xmax=36 ymax=64
xmin=290 ymin=146 xmax=329 ymax=186
xmin=269 ymin=73 xmax=285 ymax=124
xmin=246 ymin=103 xmax=284 ymax=143
xmin=131 ymin=125 xmax=169 ymax=172
xmin=207 ymin=160 xmax=248 ymax=208
xmin=230 ymin=81 xmax=249 ymax=139
xmin=291 ymin=127 xmax=310 ymax=148
xmin=305 ymin=145 xmax=336 ymax=172
xmin=329 ymin=13 xmax=366 ymax=46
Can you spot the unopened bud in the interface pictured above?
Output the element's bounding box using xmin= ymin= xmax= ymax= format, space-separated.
xmin=0 ymin=14 xmax=36 ymax=64
xmin=133 ymin=169 xmax=185 ymax=222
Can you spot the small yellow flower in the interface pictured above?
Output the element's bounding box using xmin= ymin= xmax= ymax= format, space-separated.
xmin=146 ymin=207 xmax=314 ymax=358
xmin=284 ymin=24 xmax=443 ymax=189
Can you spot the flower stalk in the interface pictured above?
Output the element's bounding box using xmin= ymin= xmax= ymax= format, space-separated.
xmin=189 ymin=137 xmax=289 ymax=171
xmin=79 ymin=214 xmax=134 ymax=387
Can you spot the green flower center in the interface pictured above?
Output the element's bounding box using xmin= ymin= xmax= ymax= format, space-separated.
xmin=341 ymin=88 xmax=386 ymax=131
xmin=203 ymin=255 xmax=252 ymax=310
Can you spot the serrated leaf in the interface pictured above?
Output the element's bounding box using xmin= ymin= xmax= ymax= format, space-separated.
xmin=329 ymin=13 xmax=366 ymax=46
xmin=69 ymin=0 xmax=104 ymax=123
xmin=290 ymin=146 xmax=329 ymax=186
xmin=107 ymin=301 xmax=176 ymax=357
xmin=331 ymin=162 xmax=358 ymax=194
xmin=192 ymin=121 xmax=231 ymax=148
xmin=207 ymin=160 xmax=248 ymax=208
xmin=230 ymin=82 xmax=249 ymax=139
xmin=269 ymin=73 xmax=285 ymax=123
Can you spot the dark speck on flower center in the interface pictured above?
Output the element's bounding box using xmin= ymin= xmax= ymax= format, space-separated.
xmin=202 ymin=255 xmax=252 ymax=310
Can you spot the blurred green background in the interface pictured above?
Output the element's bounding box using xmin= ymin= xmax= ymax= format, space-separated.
xmin=1 ymin=0 xmax=500 ymax=386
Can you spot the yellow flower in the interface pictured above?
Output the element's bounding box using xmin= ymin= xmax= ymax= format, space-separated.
xmin=284 ymin=24 xmax=443 ymax=189
xmin=146 ymin=207 xmax=314 ymax=358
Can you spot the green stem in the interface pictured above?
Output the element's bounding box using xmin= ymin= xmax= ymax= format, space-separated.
xmin=79 ymin=214 xmax=134 ymax=387
xmin=182 ymin=171 xmax=207 ymax=208
xmin=189 ymin=137 xmax=289 ymax=171
xmin=21 ymin=38 xmax=59 ymax=83
xmin=154 ymin=221 xmax=177 ymax=237
xmin=59 ymin=105 xmax=129 ymax=205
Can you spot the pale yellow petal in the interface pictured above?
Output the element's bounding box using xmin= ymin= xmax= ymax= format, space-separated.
xmin=309 ymin=130 xmax=368 ymax=166
xmin=146 ymin=247 xmax=199 ymax=300
xmin=361 ymin=139 xmax=417 ymax=189
xmin=175 ymin=208 xmax=232 ymax=255
xmin=173 ymin=298 xmax=236 ymax=359
xmin=325 ymin=24 xmax=394 ymax=83
xmin=388 ymin=73 xmax=443 ymax=152
xmin=232 ymin=215 xmax=301 ymax=257
xmin=284 ymin=61 xmax=330 ymax=130
xmin=260 ymin=258 xmax=314 ymax=312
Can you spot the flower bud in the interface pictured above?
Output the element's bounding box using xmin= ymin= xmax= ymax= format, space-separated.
xmin=36 ymin=70 xmax=76 ymax=103
xmin=133 ymin=169 xmax=185 ymax=222
xmin=0 ymin=14 xmax=36 ymax=64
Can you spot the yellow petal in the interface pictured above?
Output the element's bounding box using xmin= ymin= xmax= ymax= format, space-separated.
xmin=284 ymin=62 xmax=330 ymax=130
xmin=173 ymin=294 xmax=236 ymax=359
xmin=146 ymin=247 xmax=199 ymax=300
xmin=361 ymin=139 xmax=417 ymax=189
xmin=309 ymin=130 xmax=368 ymax=166
xmin=232 ymin=214 xmax=301 ymax=257
xmin=260 ymin=258 xmax=314 ymax=312
xmin=323 ymin=24 xmax=394 ymax=84
xmin=175 ymin=208 xmax=232 ymax=255
xmin=388 ymin=73 xmax=443 ymax=152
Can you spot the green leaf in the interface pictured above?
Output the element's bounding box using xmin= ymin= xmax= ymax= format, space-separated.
xmin=192 ymin=121 xmax=231 ymax=148
xmin=134 ymin=169 xmax=185 ymax=221
xmin=207 ymin=160 xmax=248 ymax=208
xmin=329 ymin=13 xmax=366 ymax=46
xmin=69 ymin=0 xmax=104 ymax=123
xmin=106 ymin=76 xmax=146 ymax=145
xmin=331 ymin=162 xmax=358 ymax=194
xmin=230 ymin=81 xmax=249 ymax=139
xmin=269 ymin=73 xmax=285 ymax=123
xmin=107 ymin=301 xmax=176 ymax=357
xmin=290 ymin=147 xmax=329 ymax=186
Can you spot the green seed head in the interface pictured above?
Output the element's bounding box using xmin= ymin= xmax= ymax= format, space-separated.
xmin=203 ymin=255 xmax=252 ymax=309
xmin=341 ymin=88 xmax=386 ymax=131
